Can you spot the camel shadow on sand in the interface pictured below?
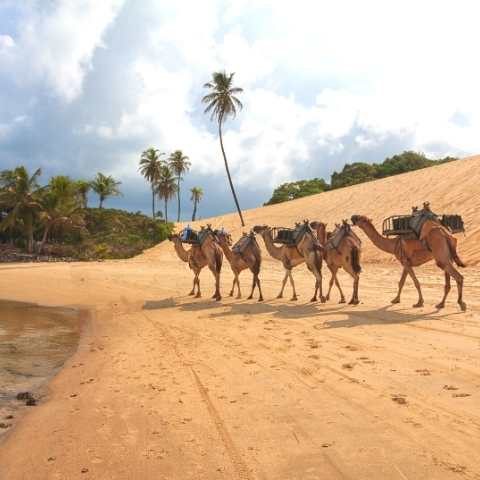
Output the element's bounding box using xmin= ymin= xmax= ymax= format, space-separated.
xmin=143 ymin=296 xmax=465 ymax=329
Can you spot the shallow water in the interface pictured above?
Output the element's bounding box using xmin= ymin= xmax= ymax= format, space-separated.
xmin=0 ymin=300 xmax=81 ymax=436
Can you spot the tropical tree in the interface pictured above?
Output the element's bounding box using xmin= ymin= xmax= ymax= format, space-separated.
xmin=0 ymin=166 xmax=43 ymax=252
xmin=91 ymin=173 xmax=122 ymax=208
xmin=168 ymin=150 xmax=191 ymax=222
xmin=38 ymin=182 xmax=85 ymax=254
xmin=202 ymin=71 xmax=245 ymax=226
xmin=75 ymin=179 xmax=92 ymax=209
xmin=190 ymin=187 xmax=203 ymax=221
xmin=155 ymin=165 xmax=177 ymax=223
xmin=139 ymin=148 xmax=164 ymax=219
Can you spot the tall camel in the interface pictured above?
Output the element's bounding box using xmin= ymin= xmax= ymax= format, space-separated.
xmin=253 ymin=221 xmax=325 ymax=302
xmin=168 ymin=234 xmax=207 ymax=297
xmin=215 ymin=230 xmax=264 ymax=301
xmin=169 ymin=226 xmax=223 ymax=301
xmin=351 ymin=215 xmax=466 ymax=311
xmin=310 ymin=220 xmax=362 ymax=305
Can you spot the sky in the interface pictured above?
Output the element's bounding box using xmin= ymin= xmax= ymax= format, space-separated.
xmin=1 ymin=0 xmax=480 ymax=220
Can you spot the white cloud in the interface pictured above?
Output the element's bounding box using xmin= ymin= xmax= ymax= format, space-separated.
xmin=2 ymin=1 xmax=125 ymax=102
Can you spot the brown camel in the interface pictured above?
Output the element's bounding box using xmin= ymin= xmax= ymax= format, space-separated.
xmin=310 ymin=220 xmax=362 ymax=305
xmin=168 ymin=234 xmax=207 ymax=297
xmin=351 ymin=215 xmax=466 ymax=311
xmin=168 ymin=226 xmax=223 ymax=301
xmin=253 ymin=221 xmax=325 ymax=302
xmin=215 ymin=230 xmax=264 ymax=301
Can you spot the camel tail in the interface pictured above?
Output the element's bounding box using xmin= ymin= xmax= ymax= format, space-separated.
xmin=448 ymin=237 xmax=466 ymax=268
xmin=351 ymin=246 xmax=362 ymax=273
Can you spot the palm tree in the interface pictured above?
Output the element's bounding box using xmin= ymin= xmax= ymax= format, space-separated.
xmin=168 ymin=150 xmax=191 ymax=222
xmin=75 ymin=179 xmax=92 ymax=209
xmin=0 ymin=166 xmax=43 ymax=253
xmin=139 ymin=148 xmax=164 ymax=219
xmin=190 ymin=187 xmax=203 ymax=221
xmin=155 ymin=165 xmax=177 ymax=223
xmin=202 ymin=71 xmax=245 ymax=226
xmin=91 ymin=173 xmax=122 ymax=208
xmin=38 ymin=184 xmax=85 ymax=254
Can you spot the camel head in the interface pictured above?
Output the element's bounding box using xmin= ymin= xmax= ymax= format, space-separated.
xmin=253 ymin=225 xmax=269 ymax=234
xmin=351 ymin=215 xmax=372 ymax=227
xmin=167 ymin=233 xmax=179 ymax=242
xmin=309 ymin=220 xmax=326 ymax=231
xmin=214 ymin=229 xmax=232 ymax=246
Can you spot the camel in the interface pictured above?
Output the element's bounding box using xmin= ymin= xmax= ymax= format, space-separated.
xmin=253 ymin=221 xmax=325 ymax=302
xmin=215 ymin=229 xmax=264 ymax=301
xmin=350 ymin=215 xmax=466 ymax=311
xmin=168 ymin=226 xmax=223 ymax=301
xmin=310 ymin=220 xmax=362 ymax=305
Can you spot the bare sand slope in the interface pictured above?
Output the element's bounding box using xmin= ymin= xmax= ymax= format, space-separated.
xmin=0 ymin=255 xmax=479 ymax=479
xmin=141 ymin=154 xmax=480 ymax=265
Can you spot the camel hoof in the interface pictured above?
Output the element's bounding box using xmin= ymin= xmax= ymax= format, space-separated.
xmin=236 ymin=295 xmax=242 ymax=300
xmin=413 ymin=302 xmax=424 ymax=308
xmin=247 ymin=295 xmax=253 ymax=300
xmin=195 ymin=293 xmax=201 ymax=298
xmin=459 ymin=301 xmax=467 ymax=312
xmin=276 ymin=294 xmax=283 ymax=299
xmin=320 ymin=296 xmax=327 ymax=303
xmin=310 ymin=297 xmax=317 ymax=303
xmin=391 ymin=297 xmax=400 ymax=304
xmin=188 ymin=291 xmax=194 ymax=296
xmin=258 ymin=297 xmax=264 ymax=302
xmin=325 ymin=295 xmax=330 ymax=301
xmin=215 ymin=296 xmax=222 ymax=302
xmin=435 ymin=302 xmax=445 ymax=309
xmin=339 ymin=298 xmax=346 ymax=304
xmin=349 ymin=299 xmax=359 ymax=305
xmin=229 ymin=292 xmax=234 ymax=297
xmin=291 ymin=296 xmax=298 ymax=301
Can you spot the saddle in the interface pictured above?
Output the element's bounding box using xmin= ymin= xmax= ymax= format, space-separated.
xmin=232 ymin=232 xmax=252 ymax=254
xmin=273 ymin=223 xmax=306 ymax=245
xmin=179 ymin=227 xmax=199 ymax=245
xmin=326 ymin=221 xmax=361 ymax=251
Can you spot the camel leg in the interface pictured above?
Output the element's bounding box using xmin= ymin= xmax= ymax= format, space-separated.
xmin=256 ymin=276 xmax=264 ymax=302
xmin=194 ymin=273 xmax=201 ymax=298
xmin=349 ymin=273 xmax=360 ymax=305
xmin=391 ymin=267 xmax=408 ymax=304
xmin=436 ymin=271 xmax=451 ymax=309
xmin=229 ymin=276 xmax=236 ymax=297
xmin=288 ymin=270 xmax=298 ymax=301
xmin=214 ymin=272 xmax=222 ymax=301
xmin=188 ymin=276 xmax=195 ymax=296
xmin=277 ymin=271 xmax=289 ymax=299
xmin=247 ymin=273 xmax=255 ymax=300
xmin=311 ymin=270 xmax=325 ymax=303
xmin=236 ymin=275 xmax=242 ymax=299
xmin=325 ymin=265 xmax=336 ymax=301
xmin=405 ymin=266 xmax=424 ymax=308
xmin=443 ymin=262 xmax=466 ymax=311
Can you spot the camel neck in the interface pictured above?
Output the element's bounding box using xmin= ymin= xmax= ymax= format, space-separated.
xmin=358 ymin=221 xmax=396 ymax=254
xmin=172 ymin=239 xmax=190 ymax=262
xmin=261 ymin=230 xmax=284 ymax=260
xmin=218 ymin=241 xmax=234 ymax=263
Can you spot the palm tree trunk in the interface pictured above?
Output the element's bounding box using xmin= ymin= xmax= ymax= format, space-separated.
xmin=192 ymin=199 xmax=197 ymax=221
xmin=151 ymin=183 xmax=155 ymax=219
xmin=218 ymin=118 xmax=245 ymax=226
xmin=25 ymin=214 xmax=34 ymax=254
xmin=177 ymin=177 xmax=181 ymax=222
xmin=99 ymin=196 xmax=103 ymax=209
xmin=39 ymin=223 xmax=51 ymax=254
xmin=165 ymin=198 xmax=168 ymax=223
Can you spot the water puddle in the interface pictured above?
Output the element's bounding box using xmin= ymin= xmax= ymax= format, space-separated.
xmin=0 ymin=300 xmax=82 ymax=438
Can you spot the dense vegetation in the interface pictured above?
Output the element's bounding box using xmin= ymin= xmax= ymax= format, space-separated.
xmin=0 ymin=167 xmax=173 ymax=260
xmin=265 ymin=151 xmax=456 ymax=205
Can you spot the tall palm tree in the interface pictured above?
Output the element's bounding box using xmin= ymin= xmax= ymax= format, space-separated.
xmin=168 ymin=150 xmax=191 ymax=222
xmin=75 ymin=179 xmax=92 ymax=209
xmin=202 ymin=71 xmax=245 ymax=226
xmin=0 ymin=166 xmax=43 ymax=253
xmin=91 ymin=173 xmax=122 ymax=208
xmin=190 ymin=187 xmax=203 ymax=221
xmin=139 ymin=148 xmax=164 ymax=219
xmin=155 ymin=165 xmax=177 ymax=223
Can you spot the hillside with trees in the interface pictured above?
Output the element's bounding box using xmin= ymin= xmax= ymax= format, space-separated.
xmin=265 ymin=151 xmax=456 ymax=205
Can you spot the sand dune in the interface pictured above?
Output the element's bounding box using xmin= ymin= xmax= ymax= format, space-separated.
xmin=143 ymin=154 xmax=480 ymax=265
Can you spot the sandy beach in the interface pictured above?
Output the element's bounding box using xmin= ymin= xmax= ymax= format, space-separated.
xmin=1 ymin=158 xmax=480 ymax=479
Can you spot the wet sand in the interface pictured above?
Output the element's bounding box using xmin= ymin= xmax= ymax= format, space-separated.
xmin=0 ymin=301 xmax=81 ymax=440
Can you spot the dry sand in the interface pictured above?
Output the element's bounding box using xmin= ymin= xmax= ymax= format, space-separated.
xmin=0 ymin=156 xmax=479 ymax=479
